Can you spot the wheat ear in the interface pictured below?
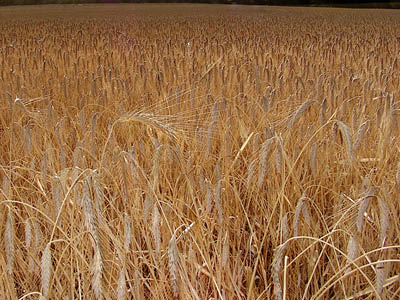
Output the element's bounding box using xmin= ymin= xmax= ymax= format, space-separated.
xmin=41 ymin=242 xmax=52 ymax=298
xmin=287 ymin=100 xmax=315 ymax=128
xmin=357 ymin=187 xmax=376 ymax=233
xmin=5 ymin=207 xmax=14 ymax=275
xmin=293 ymin=195 xmax=311 ymax=236
xmin=25 ymin=218 xmax=32 ymax=249
xmin=346 ymin=234 xmax=358 ymax=274
xmin=376 ymin=261 xmax=386 ymax=296
xmin=168 ymin=233 xmax=179 ymax=297
xmin=92 ymin=245 xmax=103 ymax=300
xmin=336 ymin=120 xmax=354 ymax=165
xmin=311 ymin=142 xmax=317 ymax=179
xmin=275 ymin=139 xmax=282 ymax=174
xmin=378 ymin=197 xmax=389 ymax=246
xmin=117 ymin=267 xmax=126 ymax=300
xmin=257 ymin=138 xmax=274 ymax=189
xmin=152 ymin=203 xmax=161 ymax=254
xmin=272 ymin=245 xmax=285 ymax=300
xmin=215 ymin=180 xmax=223 ymax=224
xmin=353 ymin=120 xmax=369 ymax=151
xmin=124 ymin=213 xmax=131 ymax=252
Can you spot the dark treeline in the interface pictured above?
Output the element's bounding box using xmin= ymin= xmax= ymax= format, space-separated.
xmin=0 ymin=0 xmax=399 ymax=8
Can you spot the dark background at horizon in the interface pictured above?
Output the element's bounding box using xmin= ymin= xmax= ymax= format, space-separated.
xmin=1 ymin=0 xmax=400 ymax=8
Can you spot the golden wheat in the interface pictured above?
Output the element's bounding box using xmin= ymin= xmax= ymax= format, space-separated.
xmin=1 ymin=3 xmax=400 ymax=299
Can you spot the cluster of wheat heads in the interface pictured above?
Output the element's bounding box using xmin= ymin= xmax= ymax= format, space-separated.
xmin=1 ymin=3 xmax=400 ymax=299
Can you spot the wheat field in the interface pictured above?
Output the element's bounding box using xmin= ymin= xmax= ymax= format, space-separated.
xmin=0 ymin=3 xmax=400 ymax=299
